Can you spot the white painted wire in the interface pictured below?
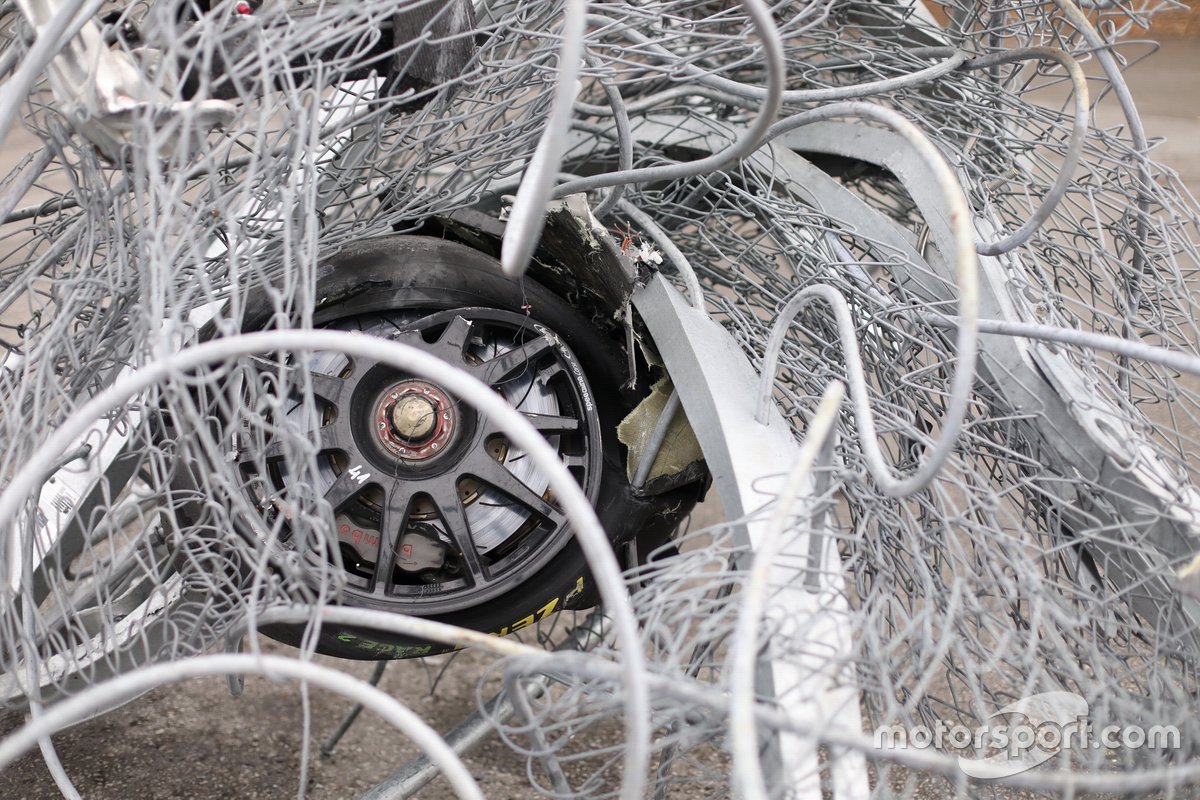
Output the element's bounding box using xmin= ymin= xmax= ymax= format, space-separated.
xmin=2 ymin=1 xmax=1199 ymax=798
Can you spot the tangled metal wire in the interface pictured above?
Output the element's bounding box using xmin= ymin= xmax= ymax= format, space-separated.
xmin=2 ymin=0 xmax=1200 ymax=797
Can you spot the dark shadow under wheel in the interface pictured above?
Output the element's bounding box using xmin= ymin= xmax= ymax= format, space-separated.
xmin=233 ymin=235 xmax=701 ymax=659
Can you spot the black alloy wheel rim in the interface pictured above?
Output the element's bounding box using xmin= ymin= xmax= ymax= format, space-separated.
xmin=238 ymin=307 xmax=604 ymax=615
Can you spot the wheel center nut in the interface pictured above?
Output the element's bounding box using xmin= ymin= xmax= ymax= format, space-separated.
xmin=374 ymin=380 xmax=458 ymax=462
xmin=392 ymin=396 xmax=436 ymax=441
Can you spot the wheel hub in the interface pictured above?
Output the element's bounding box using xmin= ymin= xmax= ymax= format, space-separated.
xmin=392 ymin=396 xmax=436 ymax=440
xmin=373 ymin=379 xmax=457 ymax=461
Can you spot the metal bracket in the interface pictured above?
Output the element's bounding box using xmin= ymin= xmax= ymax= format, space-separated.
xmin=779 ymin=120 xmax=1200 ymax=648
xmin=633 ymin=273 xmax=868 ymax=800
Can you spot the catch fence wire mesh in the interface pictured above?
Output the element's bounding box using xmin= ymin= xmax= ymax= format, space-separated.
xmin=1 ymin=0 xmax=1200 ymax=797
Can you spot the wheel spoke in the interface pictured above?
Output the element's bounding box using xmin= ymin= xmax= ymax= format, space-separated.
xmin=245 ymin=355 xmax=348 ymax=404
xmin=386 ymin=326 xmax=423 ymax=346
xmin=324 ymin=467 xmax=373 ymax=511
xmin=479 ymin=334 xmax=556 ymax=385
xmin=245 ymin=353 xmax=286 ymax=374
xmin=521 ymin=412 xmax=579 ymax=433
xmin=316 ymin=418 xmax=351 ymax=454
xmin=482 ymin=411 xmax=579 ymax=439
xmin=237 ymin=437 xmax=286 ymax=466
xmin=434 ymin=491 xmax=488 ymax=586
xmin=238 ymin=420 xmax=348 ymax=466
xmin=437 ymin=315 xmax=474 ymax=361
xmin=469 ymin=457 xmax=562 ymax=525
xmin=305 ymin=371 xmax=348 ymax=405
xmin=370 ymin=489 xmax=413 ymax=595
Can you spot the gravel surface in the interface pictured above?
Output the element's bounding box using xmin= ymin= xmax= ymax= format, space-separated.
xmin=1 ymin=642 xmax=560 ymax=800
